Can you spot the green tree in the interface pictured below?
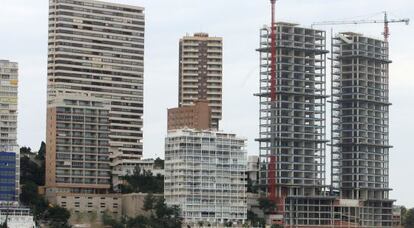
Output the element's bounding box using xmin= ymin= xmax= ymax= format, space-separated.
xmin=271 ymin=225 xmax=283 ymax=228
xmin=401 ymin=206 xmax=407 ymax=225
xmin=102 ymin=212 xmax=124 ymax=228
xmin=405 ymin=208 xmax=414 ymax=228
xmin=121 ymin=167 xmax=164 ymax=194
xmin=143 ymin=193 xmax=156 ymax=211
xmin=247 ymin=210 xmax=265 ymax=227
xmin=36 ymin=141 xmax=46 ymax=161
xmin=127 ymin=215 xmax=148 ymax=228
xmin=20 ymin=146 xmax=32 ymax=154
xmin=20 ymin=181 xmax=39 ymax=205
xmin=154 ymin=157 xmax=164 ymax=169
xmin=44 ymin=206 xmax=71 ymax=228
xmin=20 ymin=157 xmax=44 ymax=186
xmin=142 ymin=195 xmax=182 ymax=228
xmin=258 ymin=197 xmax=276 ymax=214
xmin=224 ymin=221 xmax=233 ymax=227
xmin=154 ymin=197 xmax=170 ymax=219
xmin=1 ymin=220 xmax=7 ymax=228
xmin=247 ymin=176 xmax=258 ymax=193
xmin=19 ymin=180 xmax=48 ymax=220
xmin=20 ymin=142 xmax=46 ymax=186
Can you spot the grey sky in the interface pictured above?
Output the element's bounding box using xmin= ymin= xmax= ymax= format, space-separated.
xmin=0 ymin=0 xmax=413 ymax=207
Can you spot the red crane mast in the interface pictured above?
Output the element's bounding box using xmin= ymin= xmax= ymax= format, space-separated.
xmin=268 ymin=0 xmax=277 ymax=203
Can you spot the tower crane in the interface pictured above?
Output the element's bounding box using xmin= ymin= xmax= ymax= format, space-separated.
xmin=268 ymin=0 xmax=277 ymax=203
xmin=312 ymin=12 xmax=409 ymax=42
xmin=266 ymin=0 xmax=287 ymax=222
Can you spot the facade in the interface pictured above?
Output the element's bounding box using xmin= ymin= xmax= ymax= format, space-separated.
xmin=256 ymin=23 xmax=332 ymax=226
xmin=331 ymin=32 xmax=393 ymax=227
xmin=0 ymin=151 xmax=19 ymax=202
xmin=46 ymin=192 xmax=122 ymax=224
xmin=0 ymin=60 xmax=19 ymax=203
xmin=47 ymin=192 xmax=164 ymax=225
xmin=164 ymin=129 xmax=247 ymax=226
xmin=121 ymin=193 xmax=163 ymax=218
xmin=45 ymin=95 xmax=111 ymax=193
xmin=0 ymin=206 xmax=35 ymax=228
xmin=47 ymin=0 xmax=145 ymax=180
xmin=168 ymin=99 xmax=211 ymax=130
xmin=0 ymin=60 xmax=18 ymax=150
xmin=178 ymin=33 xmax=223 ymax=129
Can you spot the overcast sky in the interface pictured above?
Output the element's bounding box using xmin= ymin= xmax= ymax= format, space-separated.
xmin=1 ymin=0 xmax=413 ymax=207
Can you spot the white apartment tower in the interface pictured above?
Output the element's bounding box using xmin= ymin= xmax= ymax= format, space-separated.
xmin=178 ymin=33 xmax=223 ymax=130
xmin=0 ymin=60 xmax=18 ymax=148
xmin=164 ymin=129 xmax=247 ymax=226
xmin=47 ymin=0 xmax=145 ymax=187
xmin=0 ymin=60 xmax=20 ymax=202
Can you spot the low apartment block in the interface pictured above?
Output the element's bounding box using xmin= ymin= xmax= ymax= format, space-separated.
xmin=168 ymin=100 xmax=211 ymax=130
xmin=164 ymin=129 xmax=247 ymax=226
xmin=45 ymin=94 xmax=111 ymax=193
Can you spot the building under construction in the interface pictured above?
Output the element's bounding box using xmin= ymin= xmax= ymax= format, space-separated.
xmin=331 ymin=32 xmax=393 ymax=227
xmin=256 ymin=22 xmax=335 ymax=227
xmin=257 ymin=24 xmax=395 ymax=228
xmin=256 ymin=1 xmax=397 ymax=226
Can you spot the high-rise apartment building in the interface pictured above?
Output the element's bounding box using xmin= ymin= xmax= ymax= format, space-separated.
xmin=46 ymin=95 xmax=111 ymax=193
xmin=168 ymin=99 xmax=211 ymax=130
xmin=0 ymin=60 xmax=18 ymax=149
xmin=178 ymin=33 xmax=223 ymax=129
xmin=164 ymin=129 xmax=247 ymax=226
xmin=47 ymin=0 xmax=145 ymax=177
xmin=331 ymin=32 xmax=393 ymax=227
xmin=0 ymin=60 xmax=20 ymax=203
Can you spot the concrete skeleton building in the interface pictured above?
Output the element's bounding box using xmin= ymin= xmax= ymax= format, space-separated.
xmin=164 ymin=129 xmax=247 ymax=226
xmin=256 ymin=21 xmax=395 ymax=227
xmin=178 ymin=33 xmax=223 ymax=130
xmin=0 ymin=60 xmax=20 ymax=203
xmin=46 ymin=0 xmax=145 ymax=189
xmin=256 ymin=23 xmax=332 ymax=226
xmin=331 ymin=32 xmax=393 ymax=227
xmin=168 ymin=99 xmax=212 ymax=130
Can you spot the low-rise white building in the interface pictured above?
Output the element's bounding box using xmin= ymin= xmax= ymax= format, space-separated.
xmin=0 ymin=206 xmax=35 ymax=228
xmin=164 ymin=129 xmax=247 ymax=226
